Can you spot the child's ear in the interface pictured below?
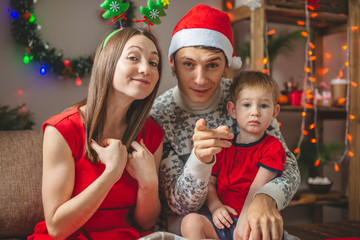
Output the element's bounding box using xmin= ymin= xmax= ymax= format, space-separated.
xmin=227 ymin=101 xmax=237 ymax=119
xmin=273 ymin=104 xmax=280 ymax=119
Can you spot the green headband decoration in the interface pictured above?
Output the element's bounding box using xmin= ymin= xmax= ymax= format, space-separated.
xmin=100 ymin=0 xmax=169 ymax=48
xmin=100 ymin=0 xmax=169 ymax=41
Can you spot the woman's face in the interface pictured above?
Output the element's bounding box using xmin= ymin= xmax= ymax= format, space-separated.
xmin=112 ymin=34 xmax=160 ymax=100
xmin=170 ymin=47 xmax=227 ymax=104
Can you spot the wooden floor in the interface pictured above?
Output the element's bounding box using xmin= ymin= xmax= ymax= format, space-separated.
xmin=285 ymin=221 xmax=360 ymax=240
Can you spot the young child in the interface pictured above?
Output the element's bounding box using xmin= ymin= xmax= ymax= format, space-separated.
xmin=181 ymin=70 xmax=286 ymax=240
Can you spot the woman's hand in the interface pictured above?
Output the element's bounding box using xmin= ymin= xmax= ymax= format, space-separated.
xmin=193 ymin=118 xmax=233 ymax=163
xmin=91 ymin=138 xmax=128 ymax=181
xmin=212 ymin=205 xmax=238 ymax=229
xmin=126 ymin=139 xmax=158 ymax=188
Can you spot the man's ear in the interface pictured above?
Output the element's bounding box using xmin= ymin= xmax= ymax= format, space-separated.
xmin=169 ymin=55 xmax=175 ymax=71
xmin=273 ymin=104 xmax=280 ymax=119
xmin=227 ymin=101 xmax=237 ymax=119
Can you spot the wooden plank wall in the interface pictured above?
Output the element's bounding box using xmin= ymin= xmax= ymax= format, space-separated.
xmin=348 ymin=0 xmax=360 ymax=221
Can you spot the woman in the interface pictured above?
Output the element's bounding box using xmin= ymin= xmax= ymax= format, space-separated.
xmin=150 ymin=4 xmax=300 ymax=240
xmin=28 ymin=28 xmax=164 ymax=240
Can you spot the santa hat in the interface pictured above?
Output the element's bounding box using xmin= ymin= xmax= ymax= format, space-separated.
xmin=168 ymin=4 xmax=242 ymax=69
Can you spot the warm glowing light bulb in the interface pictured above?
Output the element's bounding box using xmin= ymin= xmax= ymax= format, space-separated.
xmin=314 ymin=159 xmax=320 ymax=167
xmin=294 ymin=148 xmax=300 ymax=154
xmin=301 ymin=31 xmax=308 ymax=37
xmin=308 ymin=77 xmax=316 ymax=82
xmin=268 ymin=30 xmax=276 ymax=35
xmin=311 ymin=138 xmax=317 ymax=143
xmin=263 ymin=58 xmax=268 ymax=64
xmin=347 ymin=134 xmax=352 ymax=142
xmin=348 ymin=151 xmax=354 ymax=157
xmin=309 ymin=124 xmax=315 ymax=129
xmin=226 ymin=1 xmax=233 ymax=9
xmin=297 ymin=21 xmax=305 ymax=26
xmin=334 ymin=164 xmax=340 ymax=171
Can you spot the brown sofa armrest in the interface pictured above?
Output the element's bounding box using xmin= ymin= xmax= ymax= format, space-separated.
xmin=0 ymin=130 xmax=44 ymax=239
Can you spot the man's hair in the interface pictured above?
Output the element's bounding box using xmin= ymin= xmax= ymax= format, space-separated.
xmin=229 ymin=70 xmax=280 ymax=106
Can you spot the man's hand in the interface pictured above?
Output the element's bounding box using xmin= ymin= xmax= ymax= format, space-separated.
xmin=193 ymin=118 xmax=233 ymax=163
xmin=241 ymin=194 xmax=283 ymax=240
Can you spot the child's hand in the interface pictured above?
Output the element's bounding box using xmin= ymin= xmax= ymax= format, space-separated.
xmin=212 ymin=205 xmax=238 ymax=229
xmin=126 ymin=139 xmax=158 ymax=188
xmin=193 ymin=118 xmax=233 ymax=163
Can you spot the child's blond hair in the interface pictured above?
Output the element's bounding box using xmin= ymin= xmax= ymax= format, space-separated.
xmin=229 ymin=71 xmax=280 ymax=106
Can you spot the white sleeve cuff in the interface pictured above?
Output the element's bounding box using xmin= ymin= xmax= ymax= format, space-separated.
xmin=184 ymin=149 xmax=215 ymax=182
xmin=254 ymin=183 xmax=286 ymax=211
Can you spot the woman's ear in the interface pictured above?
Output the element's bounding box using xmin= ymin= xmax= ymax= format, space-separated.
xmin=169 ymin=55 xmax=175 ymax=71
xmin=227 ymin=101 xmax=237 ymax=119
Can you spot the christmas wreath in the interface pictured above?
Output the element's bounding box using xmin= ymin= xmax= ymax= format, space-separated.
xmin=9 ymin=0 xmax=169 ymax=80
xmin=9 ymin=0 xmax=134 ymax=80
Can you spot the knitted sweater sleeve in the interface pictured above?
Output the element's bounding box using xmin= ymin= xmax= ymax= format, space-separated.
xmin=256 ymin=118 xmax=301 ymax=210
xmin=159 ymin=142 xmax=214 ymax=216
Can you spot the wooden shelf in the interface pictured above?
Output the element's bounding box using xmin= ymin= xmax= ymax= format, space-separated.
xmin=222 ymin=0 xmax=360 ymax=220
xmin=228 ymin=5 xmax=347 ymax=33
xmin=280 ymin=105 xmax=347 ymax=119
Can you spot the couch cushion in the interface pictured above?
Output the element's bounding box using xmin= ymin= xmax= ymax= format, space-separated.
xmin=0 ymin=130 xmax=44 ymax=239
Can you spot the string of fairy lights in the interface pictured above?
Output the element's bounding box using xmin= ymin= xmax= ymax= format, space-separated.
xmin=225 ymin=0 xmax=356 ymax=173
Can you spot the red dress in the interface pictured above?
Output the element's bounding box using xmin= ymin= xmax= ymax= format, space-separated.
xmin=28 ymin=107 xmax=164 ymax=240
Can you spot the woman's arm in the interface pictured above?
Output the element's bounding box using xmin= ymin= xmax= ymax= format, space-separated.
xmin=42 ymin=126 xmax=127 ymax=239
xmin=130 ymin=140 xmax=163 ymax=229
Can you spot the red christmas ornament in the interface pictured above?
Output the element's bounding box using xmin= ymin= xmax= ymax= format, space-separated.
xmin=23 ymin=12 xmax=31 ymax=21
xmin=64 ymin=60 xmax=70 ymax=66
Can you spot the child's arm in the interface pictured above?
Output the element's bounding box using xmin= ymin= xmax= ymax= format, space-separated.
xmin=233 ymin=167 xmax=278 ymax=240
xmin=207 ymin=176 xmax=237 ymax=229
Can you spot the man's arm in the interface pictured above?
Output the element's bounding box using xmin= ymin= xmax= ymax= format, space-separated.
xmin=159 ymin=142 xmax=213 ymax=215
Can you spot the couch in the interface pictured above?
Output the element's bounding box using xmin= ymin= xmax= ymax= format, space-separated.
xmin=0 ymin=130 xmax=183 ymax=240
xmin=0 ymin=130 xmax=44 ymax=240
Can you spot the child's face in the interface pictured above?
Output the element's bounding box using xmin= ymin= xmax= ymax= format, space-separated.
xmin=227 ymin=86 xmax=280 ymax=136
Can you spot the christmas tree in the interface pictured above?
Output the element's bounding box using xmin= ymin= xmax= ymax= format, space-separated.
xmin=140 ymin=0 xmax=168 ymax=25
xmin=101 ymin=0 xmax=130 ymax=19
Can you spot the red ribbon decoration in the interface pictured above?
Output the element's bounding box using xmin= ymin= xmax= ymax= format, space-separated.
xmin=134 ymin=16 xmax=154 ymax=32
xmin=107 ymin=12 xmax=128 ymax=25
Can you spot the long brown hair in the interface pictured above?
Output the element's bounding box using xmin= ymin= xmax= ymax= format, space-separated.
xmin=81 ymin=28 xmax=162 ymax=162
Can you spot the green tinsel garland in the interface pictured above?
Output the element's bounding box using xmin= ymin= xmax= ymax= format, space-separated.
xmin=9 ymin=0 xmax=134 ymax=79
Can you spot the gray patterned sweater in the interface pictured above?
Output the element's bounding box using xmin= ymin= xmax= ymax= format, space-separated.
xmin=150 ymin=78 xmax=300 ymax=219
